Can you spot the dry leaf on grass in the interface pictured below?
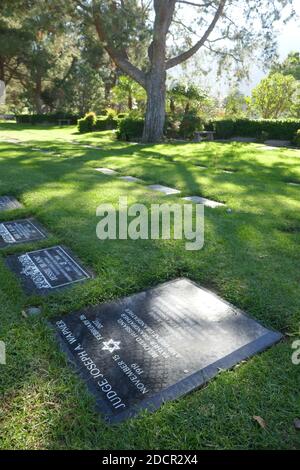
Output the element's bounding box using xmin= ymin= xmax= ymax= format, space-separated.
xmin=253 ymin=416 xmax=267 ymax=429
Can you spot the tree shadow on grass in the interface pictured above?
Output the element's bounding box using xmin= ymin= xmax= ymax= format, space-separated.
xmin=1 ymin=127 xmax=300 ymax=448
xmin=0 ymin=194 xmax=299 ymax=448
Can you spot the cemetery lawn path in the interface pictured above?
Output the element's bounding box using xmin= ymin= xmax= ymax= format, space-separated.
xmin=0 ymin=123 xmax=299 ymax=450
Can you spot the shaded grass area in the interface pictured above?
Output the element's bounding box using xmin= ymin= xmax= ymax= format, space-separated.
xmin=0 ymin=123 xmax=299 ymax=449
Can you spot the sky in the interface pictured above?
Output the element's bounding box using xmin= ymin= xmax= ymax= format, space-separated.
xmin=169 ymin=1 xmax=300 ymax=97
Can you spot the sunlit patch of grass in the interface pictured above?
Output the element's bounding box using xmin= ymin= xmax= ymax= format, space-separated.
xmin=0 ymin=123 xmax=299 ymax=449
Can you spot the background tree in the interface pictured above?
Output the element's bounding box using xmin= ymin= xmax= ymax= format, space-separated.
xmin=74 ymin=0 xmax=294 ymax=142
xmin=270 ymin=52 xmax=300 ymax=117
xmin=0 ymin=23 xmax=32 ymax=87
xmin=0 ymin=0 xmax=142 ymax=115
xmin=52 ymin=63 xmax=106 ymax=114
xmin=168 ymin=83 xmax=208 ymax=115
xmin=224 ymin=88 xmax=246 ymax=117
xmin=0 ymin=1 xmax=79 ymax=113
xmin=271 ymin=52 xmax=300 ymax=81
xmin=46 ymin=24 xmax=114 ymax=114
xmin=248 ymin=72 xmax=297 ymax=119
xmin=111 ymin=75 xmax=146 ymax=112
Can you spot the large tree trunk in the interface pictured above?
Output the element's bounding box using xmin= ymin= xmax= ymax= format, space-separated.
xmin=185 ymin=102 xmax=190 ymax=114
xmin=142 ymin=71 xmax=166 ymax=142
xmin=141 ymin=1 xmax=175 ymax=142
xmin=34 ymin=92 xmax=43 ymax=114
xmin=0 ymin=57 xmax=5 ymax=83
xmin=34 ymin=76 xmax=43 ymax=113
xmin=128 ymin=89 xmax=133 ymax=110
xmin=170 ymin=96 xmax=175 ymax=114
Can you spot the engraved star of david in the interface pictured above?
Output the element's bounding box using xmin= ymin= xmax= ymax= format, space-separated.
xmin=102 ymin=339 xmax=121 ymax=353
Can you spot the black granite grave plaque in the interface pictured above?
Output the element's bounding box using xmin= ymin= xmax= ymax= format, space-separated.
xmin=50 ymin=278 xmax=282 ymax=423
xmin=0 ymin=218 xmax=47 ymax=248
xmin=5 ymin=245 xmax=93 ymax=294
xmin=0 ymin=196 xmax=23 ymax=212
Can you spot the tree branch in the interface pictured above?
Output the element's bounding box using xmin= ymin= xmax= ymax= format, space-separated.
xmin=6 ymin=65 xmax=28 ymax=88
xmin=92 ymin=1 xmax=146 ymax=88
xmin=176 ymin=1 xmax=214 ymax=7
xmin=166 ymin=0 xmax=226 ymax=69
xmin=148 ymin=0 xmax=177 ymax=67
xmin=203 ymin=43 xmax=242 ymax=63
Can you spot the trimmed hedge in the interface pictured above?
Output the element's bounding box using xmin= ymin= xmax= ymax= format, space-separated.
xmin=15 ymin=113 xmax=79 ymax=125
xmin=78 ymin=112 xmax=96 ymax=133
xmin=78 ymin=113 xmax=118 ymax=133
xmin=94 ymin=116 xmax=118 ymax=131
xmin=206 ymin=119 xmax=300 ymax=140
xmin=116 ymin=116 xmax=144 ymax=141
xmin=114 ymin=116 xmax=300 ymax=142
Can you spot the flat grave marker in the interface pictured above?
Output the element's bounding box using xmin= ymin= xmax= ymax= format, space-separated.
xmin=0 ymin=196 xmax=23 ymax=212
xmin=67 ymin=140 xmax=101 ymax=150
xmin=119 ymin=176 xmax=144 ymax=183
xmin=183 ymin=196 xmax=224 ymax=208
xmin=82 ymin=144 xmax=101 ymax=149
xmin=256 ymin=145 xmax=282 ymax=151
xmin=6 ymin=245 xmax=93 ymax=295
xmin=1 ymin=138 xmax=21 ymax=144
xmin=31 ymin=147 xmax=52 ymax=154
xmin=0 ymin=218 xmax=47 ymax=248
xmin=95 ymin=168 xmax=118 ymax=175
xmin=194 ymin=164 xmax=208 ymax=169
xmin=148 ymin=184 xmax=181 ymax=195
xmin=51 ymin=278 xmax=282 ymax=423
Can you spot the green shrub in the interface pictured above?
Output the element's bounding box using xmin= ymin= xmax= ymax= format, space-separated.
xmin=179 ymin=111 xmax=203 ymax=139
xmin=116 ymin=116 xmax=144 ymax=141
xmin=165 ymin=114 xmax=181 ymax=139
xmin=94 ymin=116 xmax=118 ymax=131
xmin=78 ymin=112 xmax=96 ymax=133
xmin=206 ymin=118 xmax=300 ymax=140
xmin=15 ymin=113 xmax=79 ymax=125
xmin=105 ymin=108 xmax=117 ymax=119
xmin=78 ymin=112 xmax=118 ymax=133
xmin=293 ymin=129 xmax=300 ymax=147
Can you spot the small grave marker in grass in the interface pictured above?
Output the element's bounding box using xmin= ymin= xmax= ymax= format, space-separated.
xmin=0 ymin=196 xmax=23 ymax=212
xmin=0 ymin=218 xmax=47 ymax=248
xmin=31 ymin=147 xmax=52 ymax=154
xmin=82 ymin=144 xmax=102 ymax=149
xmin=119 ymin=176 xmax=144 ymax=183
xmin=148 ymin=184 xmax=181 ymax=195
xmin=183 ymin=196 xmax=225 ymax=208
xmin=51 ymin=278 xmax=282 ymax=423
xmin=194 ymin=164 xmax=208 ymax=169
xmin=1 ymin=138 xmax=21 ymax=144
xmin=256 ymin=145 xmax=280 ymax=151
xmin=6 ymin=245 xmax=93 ymax=295
xmin=95 ymin=168 xmax=118 ymax=175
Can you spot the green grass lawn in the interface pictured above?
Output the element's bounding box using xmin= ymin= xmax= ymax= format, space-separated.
xmin=0 ymin=122 xmax=299 ymax=449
